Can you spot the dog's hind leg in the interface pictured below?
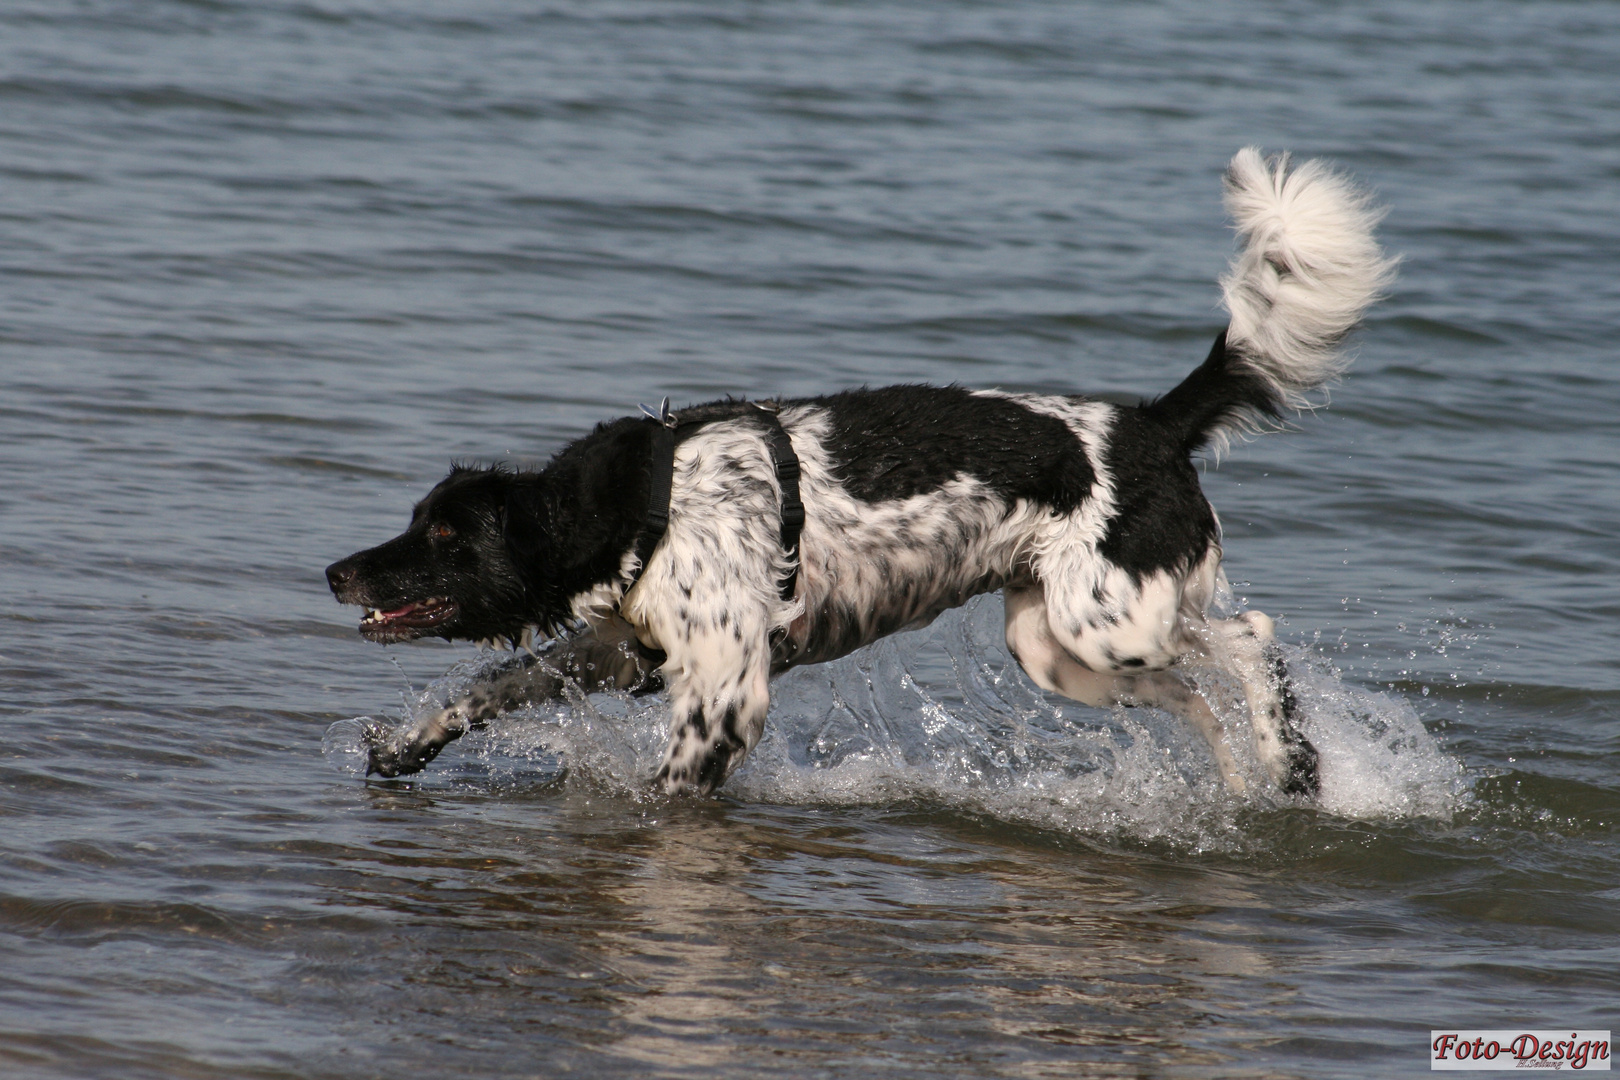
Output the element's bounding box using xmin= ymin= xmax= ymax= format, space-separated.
xmin=1200 ymin=612 xmax=1319 ymax=796
xmin=1004 ymin=584 xmax=1249 ymax=793
xmin=363 ymin=618 xmax=664 ymax=778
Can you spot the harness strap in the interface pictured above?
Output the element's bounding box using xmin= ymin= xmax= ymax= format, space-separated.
xmin=762 ymin=417 xmax=805 ymax=601
xmin=638 ymin=423 xmax=677 ymax=566
xmin=625 ymin=405 xmax=804 ymax=603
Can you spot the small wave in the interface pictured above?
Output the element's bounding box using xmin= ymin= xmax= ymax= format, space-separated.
xmin=325 ymin=595 xmax=1467 ymax=848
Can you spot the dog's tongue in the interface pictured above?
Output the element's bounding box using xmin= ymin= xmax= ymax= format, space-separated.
xmin=377 ymin=602 xmax=421 ymax=619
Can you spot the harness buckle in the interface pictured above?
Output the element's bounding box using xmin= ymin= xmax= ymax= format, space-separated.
xmin=638 ymin=396 xmax=678 ymax=429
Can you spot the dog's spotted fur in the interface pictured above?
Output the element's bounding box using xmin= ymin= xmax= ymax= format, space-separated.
xmin=326 ymin=148 xmax=1394 ymax=798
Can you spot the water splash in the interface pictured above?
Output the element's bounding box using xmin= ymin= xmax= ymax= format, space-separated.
xmin=325 ymin=594 xmax=1467 ymax=846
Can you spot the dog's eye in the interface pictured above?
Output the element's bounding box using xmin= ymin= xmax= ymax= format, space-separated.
xmin=431 ymin=523 xmax=455 ymax=540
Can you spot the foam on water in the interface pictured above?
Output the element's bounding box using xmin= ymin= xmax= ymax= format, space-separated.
xmin=324 ymin=594 xmax=1468 ymax=849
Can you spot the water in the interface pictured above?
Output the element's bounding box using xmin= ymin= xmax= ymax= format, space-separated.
xmin=2 ymin=1 xmax=1617 ymax=1076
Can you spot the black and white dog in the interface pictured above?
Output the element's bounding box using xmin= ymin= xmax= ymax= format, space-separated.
xmin=326 ymin=148 xmax=1394 ymax=798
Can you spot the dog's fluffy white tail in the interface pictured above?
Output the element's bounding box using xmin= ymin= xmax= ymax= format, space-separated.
xmin=1219 ymin=148 xmax=1397 ymax=432
xmin=1151 ymin=149 xmax=1396 ymax=456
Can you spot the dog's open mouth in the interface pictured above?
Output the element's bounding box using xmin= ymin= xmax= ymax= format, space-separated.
xmin=357 ymin=598 xmax=460 ymax=642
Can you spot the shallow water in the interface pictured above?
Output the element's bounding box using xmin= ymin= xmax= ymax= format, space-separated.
xmin=2 ymin=1 xmax=1618 ymax=1077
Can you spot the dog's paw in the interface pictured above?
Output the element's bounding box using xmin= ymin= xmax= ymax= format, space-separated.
xmin=1239 ymin=610 xmax=1276 ymax=642
xmin=361 ymin=718 xmax=443 ymax=778
xmin=652 ymin=740 xmax=738 ymax=797
xmin=651 ymin=759 xmax=719 ymax=797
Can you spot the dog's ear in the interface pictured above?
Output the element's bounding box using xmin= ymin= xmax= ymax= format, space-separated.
xmin=504 ymin=420 xmax=650 ymax=587
xmin=573 ymin=433 xmax=638 ymax=508
xmin=559 ymin=429 xmax=648 ymax=562
xmin=501 ymin=478 xmax=554 ymax=568
xmin=501 ymin=455 xmax=624 ymax=572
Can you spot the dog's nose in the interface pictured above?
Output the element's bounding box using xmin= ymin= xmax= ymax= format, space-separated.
xmin=326 ymin=560 xmax=358 ymax=596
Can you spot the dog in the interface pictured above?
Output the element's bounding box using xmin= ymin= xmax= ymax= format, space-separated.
xmin=326 ymin=147 xmax=1394 ymax=797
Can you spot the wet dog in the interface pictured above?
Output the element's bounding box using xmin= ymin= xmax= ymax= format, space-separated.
xmin=327 ymin=148 xmax=1394 ymax=797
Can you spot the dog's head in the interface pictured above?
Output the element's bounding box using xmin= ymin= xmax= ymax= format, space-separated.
xmin=325 ymin=466 xmax=533 ymax=645
xmin=326 ymin=421 xmax=656 ymax=646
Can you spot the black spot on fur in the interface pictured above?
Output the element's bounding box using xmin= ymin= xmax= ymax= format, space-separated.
xmin=819 ymin=385 xmax=1095 ymax=508
xmin=1099 ymin=644 xmax=1135 ymax=670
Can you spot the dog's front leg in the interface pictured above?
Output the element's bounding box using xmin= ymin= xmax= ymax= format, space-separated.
xmin=651 ymin=629 xmax=772 ymax=796
xmin=365 ymin=622 xmax=664 ymax=778
xmin=363 ymin=655 xmax=564 ymax=777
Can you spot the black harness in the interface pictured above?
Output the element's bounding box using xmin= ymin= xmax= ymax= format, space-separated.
xmin=626 ymin=400 xmax=804 ymax=603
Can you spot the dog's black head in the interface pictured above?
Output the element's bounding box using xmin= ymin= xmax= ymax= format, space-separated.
xmin=326 ymin=420 xmax=656 ymax=646
xmin=325 ymin=466 xmax=532 ymax=644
